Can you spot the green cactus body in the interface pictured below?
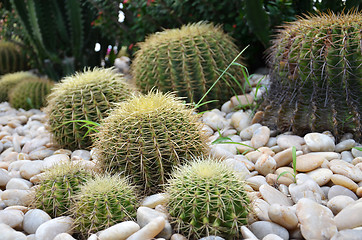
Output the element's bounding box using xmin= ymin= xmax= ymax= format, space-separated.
xmin=260 ymin=12 xmax=362 ymax=140
xmin=32 ymin=162 xmax=95 ymax=218
xmin=132 ymin=22 xmax=245 ymax=110
xmin=93 ymin=91 xmax=208 ymax=194
xmin=9 ymin=78 xmax=54 ymax=110
xmin=0 ymin=71 xmax=38 ymax=102
xmin=45 ymin=67 xmax=136 ymax=150
xmin=166 ymin=157 xmax=250 ymax=239
xmin=71 ymin=175 xmax=138 ymax=237
xmin=0 ymin=40 xmax=27 ymax=75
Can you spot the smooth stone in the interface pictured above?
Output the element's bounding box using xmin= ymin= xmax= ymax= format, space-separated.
xmin=307 ymin=152 xmax=340 ymax=160
xmin=341 ymin=151 xmax=354 ymax=163
xmin=306 ymin=168 xmax=333 ymax=186
xmin=23 ymin=209 xmax=52 ymax=234
xmin=266 ymin=137 xmax=277 ymax=148
xmin=126 ymin=216 xmax=165 ymax=240
xmin=259 ymin=184 xmax=293 ymax=206
xmin=202 ymin=111 xmax=229 ymax=131
xmin=357 ymin=187 xmax=362 ymax=197
xmin=3 ymin=152 xmax=18 ymax=163
xmin=22 ymin=136 xmax=50 ymax=154
xmin=245 ymin=150 xmax=263 ymax=163
xmin=170 ymin=234 xmax=187 ymax=240
xmin=223 ymin=158 xmax=250 ymax=179
xmin=266 ymin=174 xmax=294 ymax=187
xmin=273 ymin=148 xmax=293 ymax=168
xmin=334 ymin=201 xmax=362 ymax=230
xmin=351 ymin=147 xmax=362 ymax=158
xmin=253 ymin=199 xmax=270 ymax=221
xmin=255 ymin=154 xmax=276 ymax=176
xmin=295 ymin=153 xmax=325 ymax=172
xmin=327 ymin=195 xmax=355 ymax=215
xmin=268 ymin=204 xmax=298 ymax=230
xmin=240 ymin=226 xmax=258 ymax=239
xmin=87 ymin=234 xmax=98 ymax=240
xmin=141 ymin=193 xmax=169 ymax=208
xmin=231 ymin=111 xmax=251 ymax=131
xmin=198 ymin=236 xmax=225 ymax=240
xmin=249 ymin=221 xmax=289 ymax=240
xmin=137 ymin=207 xmax=171 ymax=239
xmin=42 ymin=154 xmax=70 ymax=169
xmin=277 ymin=135 xmax=305 ymax=150
xmin=8 ymin=160 xmax=30 ymax=171
xmin=296 ymin=198 xmax=337 ymax=239
xmin=53 ymin=233 xmax=76 ymax=240
xmin=251 ymin=126 xmax=270 ymax=149
xmin=98 ymin=221 xmax=140 ymax=240
xmin=0 ymin=223 xmax=27 ymax=240
xmin=289 ymin=178 xmax=325 ymax=203
xmin=352 ymin=157 xmax=362 ymax=165
xmin=53 ymin=149 xmax=72 ymax=156
xmin=262 ymin=234 xmax=284 ymax=240
xmin=35 ymin=216 xmax=74 ymax=240
xmin=0 ymin=168 xmax=11 ymax=187
xmin=328 ymin=160 xmax=362 ymax=182
xmin=274 ymin=167 xmax=295 ymax=182
xmin=328 ymin=185 xmax=358 ymax=200
xmin=71 ymin=150 xmax=91 ymax=161
xmin=1 ymin=189 xmax=32 ymax=206
xmin=335 ymin=139 xmax=356 ymax=152
xmin=0 ymin=209 xmax=24 ymax=229
xmin=331 ymin=229 xmax=362 ymax=240
xmin=19 ymin=160 xmax=44 ymax=180
xmin=27 ymin=234 xmax=36 ymax=240
xmin=209 ymin=145 xmax=235 ymax=159
xmin=246 ymin=176 xmax=268 ymax=191
xmin=6 ymin=178 xmax=32 ymax=190
xmin=230 ymin=94 xmax=254 ymax=107
xmin=240 ymin=124 xmax=262 ymax=140
xmin=221 ymin=100 xmax=233 ymax=114
xmin=233 ymin=155 xmax=255 ymax=171
xmin=28 ymin=148 xmax=54 ymax=160
xmin=331 ymin=174 xmax=359 ymax=192
xmin=202 ymin=125 xmax=214 ymax=137
xmin=304 ymin=133 xmax=335 ymax=152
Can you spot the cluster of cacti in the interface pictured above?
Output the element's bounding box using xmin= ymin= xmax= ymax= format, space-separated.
xmin=132 ymin=22 xmax=245 ymax=110
xmin=0 ymin=40 xmax=27 ymax=75
xmin=93 ymin=91 xmax=208 ymax=194
xmin=0 ymin=71 xmax=38 ymax=102
xmin=71 ymin=174 xmax=138 ymax=237
xmin=9 ymin=78 xmax=54 ymax=110
xmin=166 ymin=156 xmax=250 ymax=239
xmin=45 ymin=67 xmax=136 ymax=150
xmin=32 ymin=162 xmax=95 ymax=218
xmin=259 ymin=11 xmax=362 ymax=140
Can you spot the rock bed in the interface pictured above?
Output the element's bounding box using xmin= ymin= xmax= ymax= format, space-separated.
xmin=0 ymin=74 xmax=362 ymax=240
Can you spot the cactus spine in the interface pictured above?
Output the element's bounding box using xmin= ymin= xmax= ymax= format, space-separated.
xmin=132 ymin=22 xmax=245 ymax=110
xmin=166 ymin=157 xmax=250 ymax=239
xmin=45 ymin=67 xmax=136 ymax=150
xmin=71 ymin=174 xmax=138 ymax=237
xmin=9 ymin=77 xmax=54 ymax=110
xmin=0 ymin=40 xmax=27 ymax=75
xmin=93 ymin=91 xmax=208 ymax=194
xmin=259 ymin=11 xmax=362 ymax=140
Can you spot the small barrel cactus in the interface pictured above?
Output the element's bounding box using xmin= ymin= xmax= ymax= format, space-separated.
xmin=9 ymin=77 xmax=54 ymax=110
xmin=259 ymin=11 xmax=362 ymax=140
xmin=71 ymin=174 xmax=138 ymax=237
xmin=0 ymin=71 xmax=38 ymax=102
xmin=166 ymin=156 xmax=250 ymax=239
xmin=32 ymin=162 xmax=95 ymax=218
xmin=0 ymin=40 xmax=27 ymax=75
xmin=132 ymin=22 xmax=245 ymax=110
xmin=93 ymin=91 xmax=208 ymax=194
xmin=45 ymin=67 xmax=136 ymax=150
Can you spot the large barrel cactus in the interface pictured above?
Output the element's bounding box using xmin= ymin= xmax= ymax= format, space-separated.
xmin=0 ymin=40 xmax=27 ymax=75
xmin=45 ymin=67 xmax=136 ymax=150
xmin=259 ymin=12 xmax=362 ymax=140
xmin=132 ymin=22 xmax=245 ymax=110
xmin=0 ymin=71 xmax=38 ymax=102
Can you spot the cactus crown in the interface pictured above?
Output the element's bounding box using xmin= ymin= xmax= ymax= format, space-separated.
xmin=260 ymin=11 xmax=362 ymax=140
xmin=166 ymin=156 xmax=250 ymax=239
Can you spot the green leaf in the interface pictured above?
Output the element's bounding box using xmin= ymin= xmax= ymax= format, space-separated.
xmin=353 ymin=147 xmax=362 ymax=151
xmin=277 ymin=171 xmax=296 ymax=182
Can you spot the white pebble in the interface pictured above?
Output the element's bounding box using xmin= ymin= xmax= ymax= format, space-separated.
xmin=0 ymin=209 xmax=24 ymax=229
xmin=1 ymin=189 xmax=33 ymax=206
xmin=126 ymin=216 xmax=165 ymax=240
xmin=141 ymin=193 xmax=169 ymax=208
xmin=98 ymin=221 xmax=140 ymax=240
xmin=327 ymin=195 xmax=355 ymax=215
xmin=23 ymin=209 xmax=51 ymax=234
xmin=334 ymin=201 xmax=362 ymax=230
xmin=304 ymin=133 xmax=335 ymax=152
xmin=251 ymin=126 xmax=270 ymax=149
xmin=35 ymin=216 xmax=74 ymax=240
xmin=53 ymin=233 xmax=76 ymax=240
xmin=6 ymin=178 xmax=32 ymax=190
xmin=255 ymin=154 xmax=276 ymax=176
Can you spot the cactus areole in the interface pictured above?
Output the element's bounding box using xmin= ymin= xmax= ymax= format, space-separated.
xmin=260 ymin=11 xmax=362 ymax=140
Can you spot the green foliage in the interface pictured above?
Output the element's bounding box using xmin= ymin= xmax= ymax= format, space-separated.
xmin=9 ymin=77 xmax=54 ymax=110
xmin=32 ymin=162 xmax=95 ymax=218
xmin=0 ymin=71 xmax=37 ymax=102
xmin=71 ymin=174 xmax=138 ymax=237
xmin=9 ymin=0 xmax=109 ymax=80
xmin=93 ymin=91 xmax=208 ymax=194
xmin=166 ymin=156 xmax=250 ymax=239
xmin=45 ymin=67 xmax=136 ymax=150
xmin=0 ymin=40 xmax=27 ymax=75
xmin=132 ymin=22 xmax=245 ymax=110
xmin=259 ymin=11 xmax=362 ymax=141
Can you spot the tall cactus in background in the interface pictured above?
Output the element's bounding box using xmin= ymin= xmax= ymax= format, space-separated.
xmin=0 ymin=40 xmax=27 ymax=75
xmin=9 ymin=0 xmax=107 ymax=80
xmin=132 ymin=22 xmax=245 ymax=110
xmin=259 ymin=11 xmax=362 ymax=140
